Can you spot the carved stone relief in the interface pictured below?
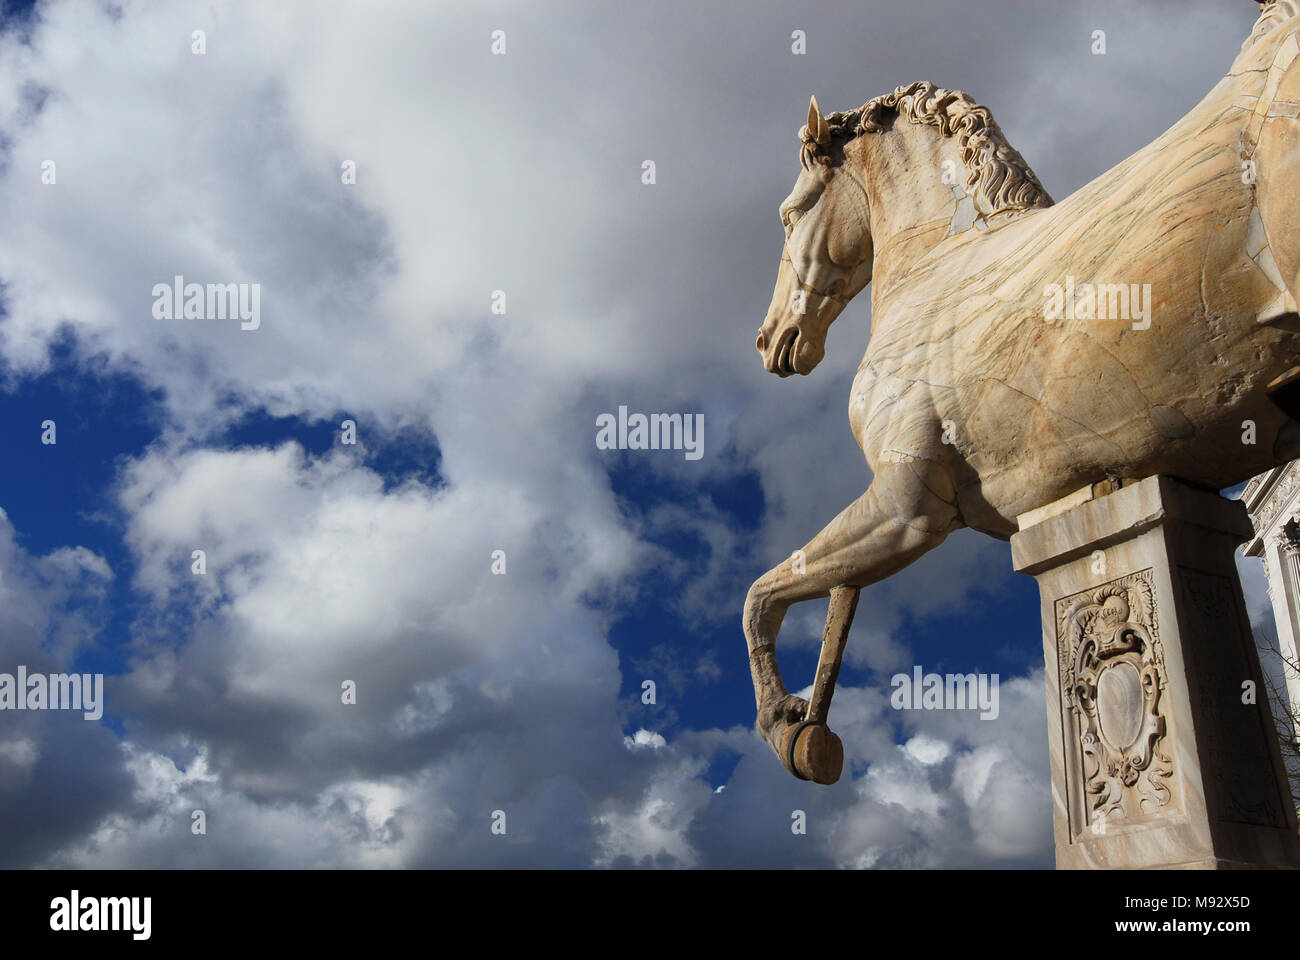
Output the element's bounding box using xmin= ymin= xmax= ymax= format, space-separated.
xmin=1056 ymin=569 xmax=1174 ymax=833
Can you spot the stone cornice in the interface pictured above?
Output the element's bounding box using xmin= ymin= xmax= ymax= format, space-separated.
xmin=1243 ymin=463 xmax=1300 ymax=556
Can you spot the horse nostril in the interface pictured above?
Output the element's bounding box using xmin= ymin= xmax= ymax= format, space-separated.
xmin=756 ymin=331 xmax=767 ymax=351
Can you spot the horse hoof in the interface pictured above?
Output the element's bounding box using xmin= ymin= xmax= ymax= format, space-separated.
xmin=781 ymin=721 xmax=843 ymax=785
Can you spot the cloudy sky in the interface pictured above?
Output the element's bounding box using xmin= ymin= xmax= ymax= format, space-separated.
xmin=0 ymin=0 xmax=1280 ymax=868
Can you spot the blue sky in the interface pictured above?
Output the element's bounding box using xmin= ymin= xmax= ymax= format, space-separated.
xmin=0 ymin=0 xmax=1281 ymax=868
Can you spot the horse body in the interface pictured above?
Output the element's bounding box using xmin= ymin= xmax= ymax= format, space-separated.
xmin=857 ymin=18 xmax=1300 ymax=535
xmin=745 ymin=2 xmax=1300 ymax=770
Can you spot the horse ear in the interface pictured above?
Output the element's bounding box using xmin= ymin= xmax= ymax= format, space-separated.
xmin=808 ymin=95 xmax=830 ymax=144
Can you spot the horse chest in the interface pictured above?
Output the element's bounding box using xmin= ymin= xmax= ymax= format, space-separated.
xmin=848 ymin=363 xmax=938 ymax=463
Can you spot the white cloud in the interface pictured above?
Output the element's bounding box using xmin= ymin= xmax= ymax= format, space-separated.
xmin=624 ymin=729 xmax=667 ymax=751
xmin=594 ymin=754 xmax=711 ymax=868
xmin=0 ymin=736 xmax=38 ymax=771
xmin=905 ymin=733 xmax=951 ymax=766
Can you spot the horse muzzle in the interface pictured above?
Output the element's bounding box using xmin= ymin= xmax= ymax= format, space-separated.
xmin=757 ymin=325 xmax=825 ymax=377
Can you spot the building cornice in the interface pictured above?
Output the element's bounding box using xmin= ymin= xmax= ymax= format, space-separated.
xmin=1243 ymin=464 xmax=1300 ymax=556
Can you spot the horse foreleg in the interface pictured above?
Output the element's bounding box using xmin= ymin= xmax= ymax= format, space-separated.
xmin=743 ymin=461 xmax=962 ymax=765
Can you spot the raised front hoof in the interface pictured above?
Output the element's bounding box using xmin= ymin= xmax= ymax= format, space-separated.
xmin=780 ymin=721 xmax=843 ymax=785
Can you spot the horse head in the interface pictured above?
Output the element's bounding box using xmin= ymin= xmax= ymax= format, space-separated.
xmin=757 ymin=86 xmax=1055 ymax=379
xmin=756 ymin=96 xmax=875 ymax=377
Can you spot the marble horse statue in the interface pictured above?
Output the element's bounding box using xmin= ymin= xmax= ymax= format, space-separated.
xmin=746 ymin=0 xmax=1300 ymax=782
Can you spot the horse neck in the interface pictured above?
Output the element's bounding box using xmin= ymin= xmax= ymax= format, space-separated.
xmin=1232 ymin=0 xmax=1300 ymax=79
xmin=850 ymin=126 xmax=970 ymax=300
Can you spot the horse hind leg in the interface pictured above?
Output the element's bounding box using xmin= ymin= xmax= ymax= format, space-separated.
xmin=1252 ymin=29 xmax=1300 ymax=323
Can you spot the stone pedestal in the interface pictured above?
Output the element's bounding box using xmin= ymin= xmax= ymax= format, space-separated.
xmin=1011 ymin=475 xmax=1300 ymax=869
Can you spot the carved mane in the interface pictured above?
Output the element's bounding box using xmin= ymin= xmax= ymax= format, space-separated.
xmin=800 ymin=80 xmax=1054 ymax=219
